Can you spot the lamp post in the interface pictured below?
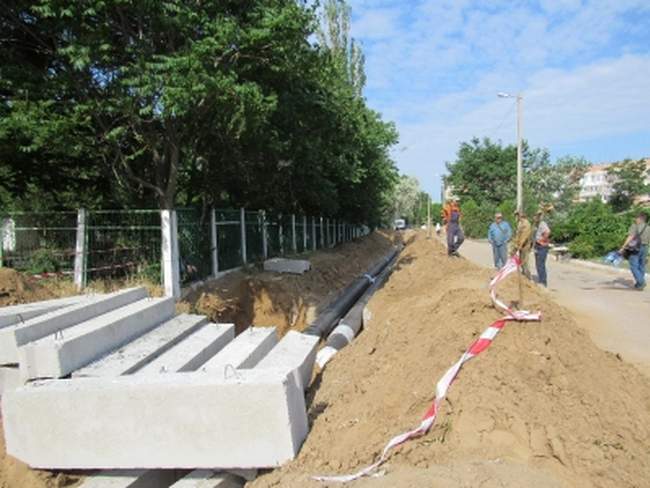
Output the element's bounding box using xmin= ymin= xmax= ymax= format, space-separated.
xmin=497 ymin=92 xmax=523 ymax=213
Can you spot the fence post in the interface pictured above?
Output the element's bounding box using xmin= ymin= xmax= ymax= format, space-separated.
xmin=240 ymin=208 xmax=247 ymax=265
xmin=320 ymin=217 xmax=324 ymax=248
xmin=291 ymin=214 xmax=297 ymax=253
xmin=73 ymin=208 xmax=87 ymax=291
xmin=210 ymin=208 xmax=218 ymax=277
xmin=311 ymin=217 xmax=317 ymax=251
xmin=261 ymin=210 xmax=268 ymax=260
xmin=279 ymin=214 xmax=284 ymax=256
xmin=161 ymin=209 xmax=180 ymax=299
xmin=302 ymin=216 xmax=307 ymax=251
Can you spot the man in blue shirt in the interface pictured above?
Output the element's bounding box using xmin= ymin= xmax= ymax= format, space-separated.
xmin=487 ymin=212 xmax=512 ymax=269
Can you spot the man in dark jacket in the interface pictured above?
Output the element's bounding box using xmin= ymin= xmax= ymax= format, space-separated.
xmin=446 ymin=205 xmax=464 ymax=257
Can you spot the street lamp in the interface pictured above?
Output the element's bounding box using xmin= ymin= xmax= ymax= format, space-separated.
xmin=497 ymin=92 xmax=524 ymax=213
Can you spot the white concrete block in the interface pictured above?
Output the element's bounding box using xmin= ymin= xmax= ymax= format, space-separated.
xmin=77 ymin=469 xmax=182 ymax=488
xmin=78 ymin=320 xmax=233 ymax=488
xmin=200 ymin=327 xmax=277 ymax=371
xmin=73 ymin=315 xmax=209 ymax=378
xmin=18 ymin=297 xmax=175 ymax=380
xmin=136 ymin=323 xmax=234 ymax=375
xmin=170 ymin=470 xmax=243 ymax=488
xmin=255 ymin=331 xmax=318 ymax=391
xmin=0 ymin=288 xmax=147 ymax=365
xmin=263 ymin=258 xmax=311 ymax=275
xmin=0 ymin=366 xmax=22 ymax=394
xmin=0 ymin=294 xmax=89 ymax=329
xmin=3 ymin=369 xmax=309 ymax=469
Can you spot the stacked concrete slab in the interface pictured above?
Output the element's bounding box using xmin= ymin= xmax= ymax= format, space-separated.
xmin=0 ymin=293 xmax=98 ymax=393
xmin=0 ymin=287 xmax=147 ymax=365
xmin=1 ymin=287 xmax=320 ymax=478
xmin=263 ymin=258 xmax=311 ymax=274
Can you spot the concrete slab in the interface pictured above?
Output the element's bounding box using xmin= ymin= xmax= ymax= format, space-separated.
xmin=78 ymin=320 xmax=233 ymax=487
xmin=170 ymin=470 xmax=244 ymax=488
xmin=263 ymin=258 xmax=311 ymax=275
xmin=200 ymin=327 xmax=277 ymax=372
xmin=73 ymin=315 xmax=209 ymax=378
xmin=0 ymin=294 xmax=90 ymax=329
xmin=136 ymin=323 xmax=234 ymax=375
xmin=18 ymin=297 xmax=175 ymax=380
xmin=0 ymin=366 xmax=21 ymax=394
xmin=3 ymin=369 xmax=309 ymax=469
xmin=77 ymin=469 xmax=184 ymax=487
xmin=255 ymin=331 xmax=318 ymax=391
xmin=0 ymin=287 xmax=147 ymax=364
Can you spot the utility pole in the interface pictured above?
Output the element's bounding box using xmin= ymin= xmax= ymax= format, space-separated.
xmin=498 ymin=91 xmax=525 ymax=307
xmin=427 ymin=194 xmax=431 ymax=239
xmin=498 ymin=92 xmax=524 ymax=212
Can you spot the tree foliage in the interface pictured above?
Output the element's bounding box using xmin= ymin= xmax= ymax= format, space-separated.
xmin=446 ymin=138 xmax=588 ymax=215
xmin=316 ymin=0 xmax=366 ymax=97
xmin=607 ymin=159 xmax=650 ymax=212
xmin=445 ymin=138 xmax=548 ymax=207
xmin=0 ymin=0 xmax=396 ymax=225
xmin=389 ymin=175 xmax=420 ymax=223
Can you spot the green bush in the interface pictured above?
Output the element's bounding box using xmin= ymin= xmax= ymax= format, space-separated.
xmin=552 ymin=199 xmax=631 ymax=258
xmin=460 ymin=199 xmax=496 ymax=238
xmin=27 ymin=248 xmax=61 ymax=274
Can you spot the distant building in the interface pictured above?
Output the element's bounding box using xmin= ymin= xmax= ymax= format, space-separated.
xmin=578 ymin=158 xmax=650 ymax=204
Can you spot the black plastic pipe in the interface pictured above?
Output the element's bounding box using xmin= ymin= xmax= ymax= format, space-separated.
xmin=315 ymin=252 xmax=398 ymax=367
xmin=303 ymin=248 xmax=398 ymax=338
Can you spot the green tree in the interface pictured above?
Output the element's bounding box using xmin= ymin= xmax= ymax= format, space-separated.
xmin=0 ymin=0 xmax=397 ymax=225
xmin=527 ymin=155 xmax=590 ymax=214
xmin=389 ymin=175 xmax=421 ymax=223
xmin=607 ymin=159 xmax=650 ymax=212
xmin=445 ymin=137 xmax=548 ymax=207
xmin=316 ymin=0 xmax=366 ymax=97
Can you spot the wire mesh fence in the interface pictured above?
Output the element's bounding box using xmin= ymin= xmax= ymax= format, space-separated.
xmin=1 ymin=207 xmax=369 ymax=292
xmin=214 ymin=209 xmax=242 ymax=272
xmin=176 ymin=208 xmax=212 ymax=284
xmin=0 ymin=211 xmax=78 ymax=275
xmin=85 ymin=210 xmax=162 ymax=284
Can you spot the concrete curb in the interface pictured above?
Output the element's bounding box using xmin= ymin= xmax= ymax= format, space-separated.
xmin=564 ymin=257 xmax=650 ymax=280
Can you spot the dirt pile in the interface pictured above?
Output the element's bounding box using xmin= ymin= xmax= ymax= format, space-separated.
xmin=0 ymin=268 xmax=58 ymax=307
xmin=251 ymin=232 xmax=650 ymax=487
xmin=183 ymin=231 xmax=398 ymax=335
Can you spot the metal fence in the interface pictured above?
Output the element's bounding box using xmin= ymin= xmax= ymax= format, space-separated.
xmin=1 ymin=208 xmax=369 ymax=295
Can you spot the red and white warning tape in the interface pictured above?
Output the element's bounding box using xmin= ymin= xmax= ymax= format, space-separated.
xmin=313 ymin=254 xmax=541 ymax=483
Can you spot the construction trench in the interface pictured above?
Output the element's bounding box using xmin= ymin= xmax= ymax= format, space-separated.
xmin=1 ymin=230 xmax=650 ymax=488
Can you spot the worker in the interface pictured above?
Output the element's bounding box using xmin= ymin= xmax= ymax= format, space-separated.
xmin=533 ymin=210 xmax=551 ymax=287
xmin=619 ymin=212 xmax=649 ymax=290
xmin=446 ymin=204 xmax=464 ymax=257
xmin=441 ymin=199 xmax=461 ymax=227
xmin=487 ymin=212 xmax=512 ymax=269
xmin=511 ymin=210 xmax=533 ymax=279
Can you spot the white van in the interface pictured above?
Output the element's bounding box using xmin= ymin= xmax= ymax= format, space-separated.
xmin=394 ymin=218 xmax=406 ymax=230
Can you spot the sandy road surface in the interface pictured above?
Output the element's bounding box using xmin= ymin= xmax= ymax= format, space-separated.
xmin=460 ymin=239 xmax=650 ymax=377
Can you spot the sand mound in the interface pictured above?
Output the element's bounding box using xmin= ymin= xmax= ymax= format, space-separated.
xmin=251 ymin=232 xmax=650 ymax=487
xmin=183 ymin=231 xmax=398 ymax=335
xmin=0 ymin=268 xmax=56 ymax=307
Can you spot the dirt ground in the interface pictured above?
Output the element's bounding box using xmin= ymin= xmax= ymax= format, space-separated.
xmin=250 ymin=231 xmax=650 ymax=488
xmin=182 ymin=231 xmax=398 ymax=335
xmin=0 ymin=268 xmax=61 ymax=307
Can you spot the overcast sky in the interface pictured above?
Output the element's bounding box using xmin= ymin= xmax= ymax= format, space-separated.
xmin=348 ymin=0 xmax=650 ymax=200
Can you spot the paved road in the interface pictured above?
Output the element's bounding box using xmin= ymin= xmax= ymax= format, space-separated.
xmin=460 ymin=239 xmax=650 ymax=377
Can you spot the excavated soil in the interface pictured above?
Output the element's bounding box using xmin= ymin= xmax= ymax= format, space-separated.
xmin=0 ymin=269 xmax=57 ymax=307
xmin=182 ymin=231 xmax=398 ymax=335
xmin=251 ymin=231 xmax=650 ymax=488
